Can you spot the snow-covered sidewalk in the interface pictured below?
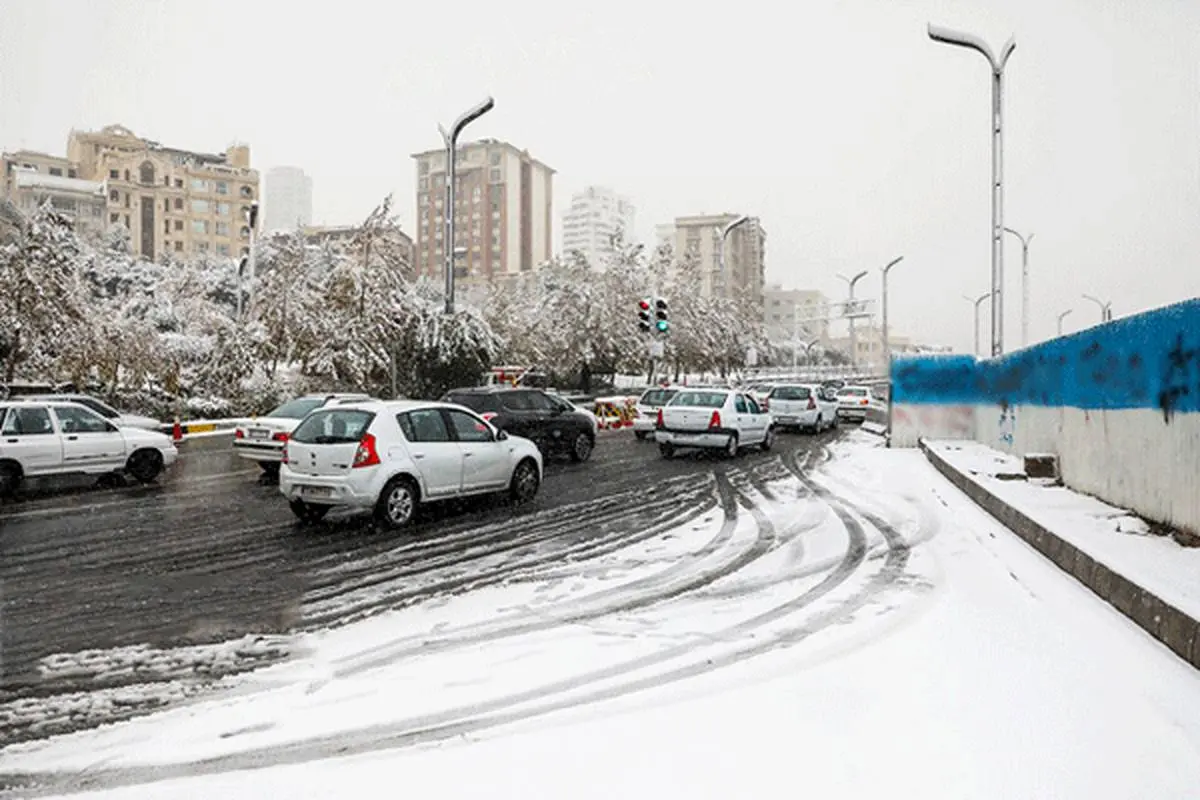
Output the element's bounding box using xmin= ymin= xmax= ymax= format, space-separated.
xmin=923 ymin=438 xmax=1200 ymax=668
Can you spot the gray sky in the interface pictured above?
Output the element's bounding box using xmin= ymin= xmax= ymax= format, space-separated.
xmin=2 ymin=0 xmax=1197 ymax=353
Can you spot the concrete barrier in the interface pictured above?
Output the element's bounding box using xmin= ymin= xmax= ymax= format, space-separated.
xmin=921 ymin=440 xmax=1200 ymax=670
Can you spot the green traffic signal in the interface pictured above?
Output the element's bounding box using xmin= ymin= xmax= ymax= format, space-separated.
xmin=656 ymin=320 xmax=669 ymax=332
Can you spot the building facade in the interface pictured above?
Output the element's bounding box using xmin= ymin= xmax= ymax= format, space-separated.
xmin=65 ymin=124 xmax=259 ymax=262
xmin=411 ymin=139 xmax=554 ymax=288
xmin=659 ymin=213 xmax=767 ymax=305
xmin=763 ymin=285 xmax=830 ymax=346
xmin=561 ymin=186 xmax=635 ymax=268
xmin=264 ymin=166 xmax=313 ymax=232
xmin=2 ymin=150 xmax=105 ymax=240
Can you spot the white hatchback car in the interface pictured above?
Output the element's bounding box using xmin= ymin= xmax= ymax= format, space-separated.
xmin=279 ymin=400 xmax=544 ymax=528
xmin=234 ymin=393 xmax=371 ymax=475
xmin=765 ymin=383 xmax=839 ymax=433
xmin=0 ymin=400 xmax=178 ymax=496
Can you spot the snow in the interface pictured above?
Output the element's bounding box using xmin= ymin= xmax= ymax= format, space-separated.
xmin=6 ymin=432 xmax=1200 ymax=799
xmin=926 ymin=438 xmax=1200 ymax=622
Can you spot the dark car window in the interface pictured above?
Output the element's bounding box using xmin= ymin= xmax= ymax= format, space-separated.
xmin=52 ymin=405 xmax=116 ymax=434
xmin=746 ymin=396 xmax=763 ymax=414
xmin=444 ymin=393 xmax=496 ymax=413
xmin=671 ymin=391 xmax=728 ymax=409
xmin=526 ymin=391 xmax=561 ymax=412
xmin=446 ymin=409 xmax=494 ymax=443
xmin=498 ymin=391 xmax=535 ymax=412
xmin=1 ymin=406 xmax=54 ymax=436
xmin=268 ymin=397 xmax=326 ymax=419
xmin=74 ymin=397 xmax=120 ymax=418
xmin=639 ymin=389 xmax=677 ymax=407
xmin=292 ymin=409 xmax=374 ymax=444
xmin=771 ymin=386 xmax=811 ymax=401
xmin=398 ymin=408 xmax=452 ymax=443
xmin=734 ymin=395 xmax=749 ymax=413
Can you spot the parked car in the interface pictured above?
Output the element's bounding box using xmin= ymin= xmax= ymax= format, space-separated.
xmin=632 ymin=386 xmax=680 ymax=441
xmin=835 ymin=385 xmax=872 ymax=422
xmin=278 ymin=400 xmax=543 ymax=528
xmin=765 ymin=383 xmax=839 ymax=433
xmin=654 ymin=388 xmax=774 ymax=459
xmin=0 ymin=399 xmax=177 ymax=496
xmin=234 ymin=393 xmax=372 ymax=476
xmin=440 ymin=386 xmax=595 ymax=462
xmin=24 ymin=393 xmax=162 ymax=431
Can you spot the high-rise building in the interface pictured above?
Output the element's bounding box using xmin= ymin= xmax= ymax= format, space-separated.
xmin=561 ymin=186 xmax=635 ymax=268
xmin=658 ymin=213 xmax=767 ymax=305
xmin=410 ymin=139 xmax=554 ymax=289
xmin=263 ymin=166 xmax=313 ymax=232
xmin=763 ymin=284 xmax=831 ymax=346
xmin=1 ymin=150 xmax=106 ymax=240
xmin=65 ymin=124 xmax=260 ymax=262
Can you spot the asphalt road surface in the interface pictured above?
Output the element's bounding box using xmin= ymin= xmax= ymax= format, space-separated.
xmin=0 ymin=427 xmax=839 ymax=746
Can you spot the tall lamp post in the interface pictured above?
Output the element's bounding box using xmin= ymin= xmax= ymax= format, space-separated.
xmin=439 ymin=97 xmax=495 ymax=315
xmin=1056 ymin=308 xmax=1073 ymax=337
xmin=1082 ymin=293 xmax=1112 ymax=323
xmin=880 ymin=255 xmax=905 ymax=370
xmin=716 ymin=214 xmax=750 ymax=298
xmin=838 ymin=270 xmax=869 ymax=367
xmin=244 ymin=202 xmax=259 ymax=318
xmin=1003 ymin=227 xmax=1033 ymax=347
xmin=929 ymin=23 xmax=1017 ymax=358
xmin=964 ymin=291 xmax=992 ymax=357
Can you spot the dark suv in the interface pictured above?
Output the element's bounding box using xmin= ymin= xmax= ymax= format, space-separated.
xmin=441 ymin=387 xmax=595 ymax=462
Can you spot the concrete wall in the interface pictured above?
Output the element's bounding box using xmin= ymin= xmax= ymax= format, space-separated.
xmin=890 ymin=299 xmax=1200 ymax=534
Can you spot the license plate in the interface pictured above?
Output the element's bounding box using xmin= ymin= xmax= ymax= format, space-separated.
xmin=301 ymin=485 xmax=332 ymax=498
xmin=778 ymin=416 xmax=796 ymax=423
xmin=248 ymin=429 xmax=269 ymax=440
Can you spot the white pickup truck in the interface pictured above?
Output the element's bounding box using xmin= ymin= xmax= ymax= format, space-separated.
xmin=654 ymin=388 xmax=774 ymax=459
xmin=765 ymin=383 xmax=839 ymax=433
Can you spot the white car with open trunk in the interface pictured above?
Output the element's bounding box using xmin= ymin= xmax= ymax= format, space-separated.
xmin=279 ymin=399 xmax=543 ymax=528
xmin=653 ymin=388 xmax=774 ymax=459
xmin=632 ymin=386 xmax=680 ymax=440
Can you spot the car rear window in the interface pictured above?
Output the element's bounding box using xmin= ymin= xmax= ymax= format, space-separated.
xmin=268 ymin=397 xmax=326 ymax=419
xmin=771 ymin=386 xmax=811 ymax=401
xmin=639 ymin=389 xmax=677 ymax=407
xmin=445 ymin=393 xmax=495 ymax=413
xmin=290 ymin=409 xmax=374 ymax=444
xmin=670 ymin=391 xmax=728 ymax=409
xmin=840 ymin=388 xmax=868 ymax=397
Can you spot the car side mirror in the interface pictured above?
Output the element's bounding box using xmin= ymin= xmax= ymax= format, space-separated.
xmin=496 ymin=429 xmax=509 ymax=441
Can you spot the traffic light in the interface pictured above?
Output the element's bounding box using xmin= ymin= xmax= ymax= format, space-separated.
xmin=637 ymin=298 xmax=652 ymax=333
xmin=655 ymin=297 xmax=669 ymax=333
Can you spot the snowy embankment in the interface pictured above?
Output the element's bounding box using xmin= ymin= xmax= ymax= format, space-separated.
xmin=5 ymin=432 xmax=1200 ymax=799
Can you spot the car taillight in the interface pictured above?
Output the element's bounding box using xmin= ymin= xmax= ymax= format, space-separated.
xmin=280 ymin=443 xmax=288 ymax=464
xmin=861 ymin=398 xmax=869 ymax=405
xmin=353 ymin=432 xmax=381 ymax=468
xmin=656 ymin=408 xmax=664 ymax=428
xmin=234 ymin=429 xmax=244 ymax=439
xmin=807 ymin=396 xmax=816 ymax=410
xmin=761 ymin=399 xmax=769 ymax=411
xmin=481 ymin=412 xmax=498 ymax=422
xmin=272 ymin=431 xmax=289 ymax=442
xmin=709 ymin=411 xmax=721 ymax=429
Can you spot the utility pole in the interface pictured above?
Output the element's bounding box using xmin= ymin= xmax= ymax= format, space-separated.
xmin=1003 ymin=227 xmax=1033 ymax=348
xmin=439 ymin=97 xmax=495 ymax=315
xmin=837 ymin=270 xmax=868 ymax=367
xmin=880 ymin=255 xmax=904 ymax=370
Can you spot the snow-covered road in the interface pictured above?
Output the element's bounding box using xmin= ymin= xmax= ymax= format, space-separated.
xmin=4 ymin=431 xmax=1200 ymax=799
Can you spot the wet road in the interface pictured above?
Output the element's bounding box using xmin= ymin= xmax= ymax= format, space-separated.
xmin=0 ymin=428 xmax=837 ymax=743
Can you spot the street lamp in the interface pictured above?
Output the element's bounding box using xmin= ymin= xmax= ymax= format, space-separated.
xmin=838 ymin=270 xmax=869 ymax=367
xmin=439 ymin=96 xmax=495 ymax=315
xmin=716 ymin=215 xmax=750 ymax=298
xmin=1003 ymin=227 xmax=1033 ymax=348
xmin=929 ymin=23 xmax=1017 ymax=358
xmin=964 ymin=291 xmax=993 ymax=357
xmin=880 ymin=255 xmax=905 ymax=369
xmin=243 ymin=202 xmax=259 ymax=317
xmin=1056 ymin=308 xmax=1073 ymax=337
xmin=1082 ymin=293 xmax=1112 ymax=323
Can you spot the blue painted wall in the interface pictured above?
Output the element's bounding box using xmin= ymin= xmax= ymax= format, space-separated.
xmin=891 ymin=298 xmax=1200 ymax=418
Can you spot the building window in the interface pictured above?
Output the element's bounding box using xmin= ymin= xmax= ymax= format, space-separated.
xmin=419 ymin=161 xmax=429 ymax=175
xmin=164 ymin=176 xmax=171 ymax=186
xmin=124 ymin=193 xmax=130 ymax=208
xmin=217 ymin=202 xmax=230 ymax=216
xmin=216 ymin=181 xmax=228 ymax=195
xmin=174 ymin=241 xmax=183 ymax=252
xmin=489 ymin=168 xmax=501 ymax=183
xmin=489 ymin=152 xmax=500 ymax=166
xmin=240 ymin=226 xmax=250 ymax=238
xmin=191 ymin=199 xmax=210 ymax=214
xmin=110 ymin=212 xmax=119 ymax=223
xmin=124 ymin=214 xmax=130 ymax=227
xmin=196 ymin=242 xmax=209 ymax=252
xmin=174 ymin=178 xmax=183 ymax=188
xmin=418 ymin=192 xmax=428 ymax=206
xmin=174 ymin=220 xmax=183 ymax=231
xmin=239 ymin=185 xmax=253 ymax=198
xmin=109 ymin=189 xmax=119 ymax=202
xmin=68 ymin=168 xmax=77 ymax=178
xmin=419 ymin=176 xmax=428 ymax=190
xmin=49 ymin=167 xmax=62 ymax=177
xmin=109 ymin=169 xmax=119 ymax=180
xmin=163 ymin=199 xmax=170 ymax=212
xmin=163 ymin=219 xmax=170 ymax=234
xmin=191 ymin=220 xmax=209 ymax=235
xmin=174 ymin=198 xmax=183 ymax=210
xmin=124 ymin=170 xmax=130 ymax=182
xmin=215 ymin=222 xmax=230 ymax=237
xmin=139 ymin=161 xmax=155 ymax=185
xmin=216 ymin=243 xmax=230 ymax=256
xmin=191 ymin=178 xmax=208 ymax=192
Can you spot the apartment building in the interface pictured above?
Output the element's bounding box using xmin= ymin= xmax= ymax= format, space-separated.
xmin=2 ymin=150 xmax=106 ymax=240
xmin=411 ymin=139 xmax=554 ymax=288
xmin=66 ymin=124 xmax=259 ymax=262
xmin=658 ymin=213 xmax=767 ymax=305
xmin=264 ymin=166 xmax=313 ymax=232
xmin=561 ymin=186 xmax=635 ymax=268
xmin=763 ymin=284 xmax=830 ymax=346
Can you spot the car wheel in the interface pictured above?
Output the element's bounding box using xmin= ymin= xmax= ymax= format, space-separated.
xmin=374 ymin=477 xmax=418 ymax=529
xmin=570 ymin=432 xmax=594 ymax=463
xmin=760 ymin=426 xmax=775 ymax=452
xmin=260 ymin=462 xmax=280 ymax=477
xmin=659 ymin=442 xmax=675 ymax=460
xmin=634 ymin=430 xmax=648 ymax=441
xmin=126 ymin=448 xmax=163 ymax=484
xmin=0 ymin=461 xmax=22 ymax=498
xmin=289 ymin=499 xmax=329 ymax=524
xmin=509 ymin=458 xmax=540 ymax=504
xmin=723 ymin=433 xmax=739 ymax=459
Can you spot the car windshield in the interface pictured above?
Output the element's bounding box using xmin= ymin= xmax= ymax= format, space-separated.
xmin=771 ymin=386 xmax=811 ymax=401
xmin=840 ymin=388 xmax=869 ymax=397
xmin=267 ymin=397 xmax=326 ymax=419
xmin=640 ymin=389 xmax=678 ymax=407
xmin=290 ymin=409 xmax=374 ymax=444
xmin=670 ymin=391 xmax=728 ymax=409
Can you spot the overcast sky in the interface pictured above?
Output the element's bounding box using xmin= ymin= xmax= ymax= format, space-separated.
xmin=2 ymin=0 xmax=1197 ymax=353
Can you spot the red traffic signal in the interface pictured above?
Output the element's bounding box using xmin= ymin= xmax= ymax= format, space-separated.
xmin=638 ymin=299 xmax=651 ymax=311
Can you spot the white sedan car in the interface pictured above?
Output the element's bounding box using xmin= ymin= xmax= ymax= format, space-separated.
xmin=279 ymin=400 xmax=544 ymax=528
xmin=765 ymin=383 xmax=839 ymax=433
xmin=234 ymin=393 xmax=371 ymax=475
xmin=632 ymin=386 xmax=679 ymax=440
xmin=654 ymin=388 xmax=774 ymax=458
xmin=0 ymin=399 xmax=178 ymax=496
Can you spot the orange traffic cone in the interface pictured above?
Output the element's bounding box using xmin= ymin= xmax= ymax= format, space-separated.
xmin=172 ymin=417 xmax=183 ymax=442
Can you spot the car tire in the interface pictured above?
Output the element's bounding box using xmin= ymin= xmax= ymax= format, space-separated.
xmin=723 ymin=434 xmax=739 ymax=459
xmin=509 ymin=458 xmax=540 ymax=504
xmin=634 ymin=431 xmax=648 ymax=441
xmin=659 ymin=442 xmax=675 ymax=460
xmin=760 ymin=426 xmax=775 ymax=452
xmin=570 ymin=432 xmax=594 ymax=463
xmin=260 ymin=462 xmax=280 ymax=478
xmin=0 ymin=461 xmax=22 ymax=498
xmin=375 ymin=476 xmax=419 ymax=530
xmin=289 ymin=499 xmax=329 ymax=524
xmin=126 ymin=448 xmax=163 ymax=484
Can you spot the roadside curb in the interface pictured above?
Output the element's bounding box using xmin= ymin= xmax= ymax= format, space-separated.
xmin=919 ymin=439 xmax=1200 ymax=671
